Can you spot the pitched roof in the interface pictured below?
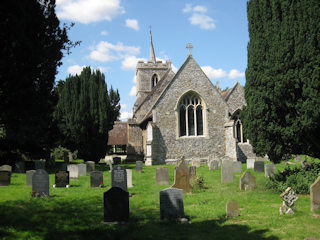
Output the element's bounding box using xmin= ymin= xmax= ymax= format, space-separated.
xmin=107 ymin=122 xmax=128 ymax=146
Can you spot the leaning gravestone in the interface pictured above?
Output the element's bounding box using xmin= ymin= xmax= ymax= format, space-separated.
xmin=171 ymin=158 xmax=192 ymax=192
xmin=240 ymin=171 xmax=256 ymax=190
xmin=233 ymin=161 xmax=242 ymax=173
xmin=192 ymin=159 xmax=200 ymax=168
xmin=67 ymin=164 xmax=79 ymax=179
xmin=32 ymin=169 xmax=49 ymax=197
xmin=135 ymin=161 xmax=143 ymax=172
xmin=279 ymin=187 xmax=298 ymax=215
xmin=91 ymin=171 xmax=103 ymax=188
xmin=254 ymin=161 xmax=264 ymax=172
xmin=26 ymin=170 xmax=36 ymax=186
xmin=0 ymin=171 xmax=11 ymax=186
xmin=265 ymin=163 xmax=275 ymax=178
xmin=78 ymin=163 xmax=87 ymax=176
xmin=209 ymin=160 xmax=219 ymax=170
xmin=112 ymin=166 xmax=127 ymax=191
xmin=35 ymin=160 xmax=45 ymax=170
xmin=221 ymin=160 xmax=233 ymax=183
xmin=246 ymin=158 xmax=255 ymax=169
xmin=15 ymin=161 xmax=25 ymax=173
xmin=113 ymin=157 xmax=121 ymax=165
xmin=104 ymin=187 xmax=129 ymax=222
xmin=0 ymin=165 xmax=12 ymax=172
xmin=226 ymin=201 xmax=239 ymax=217
xmin=310 ymin=176 xmax=320 ymax=212
xmin=189 ymin=166 xmax=197 ymax=180
xmin=159 ymin=188 xmax=185 ymax=221
xmin=86 ymin=161 xmax=95 ymax=173
xmin=55 ymin=171 xmax=69 ymax=188
xmin=156 ymin=167 xmax=169 ymax=185
xmin=126 ymin=169 xmax=133 ymax=188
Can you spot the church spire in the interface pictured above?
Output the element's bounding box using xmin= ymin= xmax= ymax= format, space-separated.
xmin=149 ymin=27 xmax=156 ymax=63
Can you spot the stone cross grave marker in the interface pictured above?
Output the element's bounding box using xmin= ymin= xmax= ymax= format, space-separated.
xmin=104 ymin=187 xmax=129 ymax=223
xmin=189 ymin=166 xmax=197 ymax=180
xmin=159 ymin=188 xmax=185 ymax=221
xmin=35 ymin=160 xmax=45 ymax=170
xmin=172 ymin=158 xmax=192 ymax=192
xmin=254 ymin=161 xmax=264 ymax=172
xmin=67 ymin=164 xmax=79 ymax=179
xmin=208 ymin=160 xmax=219 ymax=170
xmin=0 ymin=165 xmax=12 ymax=172
xmin=280 ymin=187 xmax=298 ymax=215
xmin=126 ymin=169 xmax=133 ymax=188
xmin=310 ymin=176 xmax=320 ymax=211
xmin=78 ymin=163 xmax=87 ymax=176
xmin=91 ymin=171 xmax=103 ymax=188
xmin=26 ymin=170 xmax=36 ymax=186
xmin=55 ymin=171 xmax=69 ymax=188
xmin=86 ymin=161 xmax=95 ymax=173
xmin=15 ymin=161 xmax=25 ymax=173
xmin=233 ymin=161 xmax=242 ymax=173
xmin=112 ymin=166 xmax=127 ymax=192
xmin=192 ymin=160 xmax=200 ymax=168
xmin=265 ymin=163 xmax=275 ymax=178
xmin=156 ymin=167 xmax=169 ymax=185
xmin=221 ymin=160 xmax=233 ymax=183
xmin=32 ymin=169 xmax=49 ymax=197
xmin=246 ymin=158 xmax=255 ymax=169
xmin=226 ymin=201 xmax=239 ymax=217
xmin=0 ymin=171 xmax=11 ymax=186
xmin=135 ymin=161 xmax=143 ymax=172
xmin=240 ymin=171 xmax=256 ymax=190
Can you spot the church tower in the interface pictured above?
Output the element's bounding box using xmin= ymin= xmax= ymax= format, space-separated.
xmin=133 ymin=30 xmax=172 ymax=114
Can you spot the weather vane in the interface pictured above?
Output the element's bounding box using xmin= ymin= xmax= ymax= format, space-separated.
xmin=186 ymin=43 xmax=193 ymax=55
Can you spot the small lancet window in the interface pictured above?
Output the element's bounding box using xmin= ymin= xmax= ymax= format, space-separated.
xmin=152 ymin=74 xmax=158 ymax=88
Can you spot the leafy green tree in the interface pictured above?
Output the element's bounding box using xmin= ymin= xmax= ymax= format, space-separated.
xmin=55 ymin=67 xmax=120 ymax=162
xmin=243 ymin=0 xmax=320 ymax=162
xmin=0 ymin=0 xmax=78 ymax=162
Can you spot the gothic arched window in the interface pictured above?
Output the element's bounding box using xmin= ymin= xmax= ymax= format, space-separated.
xmin=234 ymin=116 xmax=247 ymax=143
xmin=179 ymin=93 xmax=204 ymax=137
xmin=152 ymin=74 xmax=158 ymax=88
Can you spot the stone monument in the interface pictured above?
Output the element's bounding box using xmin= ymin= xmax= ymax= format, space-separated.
xmin=171 ymin=158 xmax=192 ymax=192
xmin=104 ymin=187 xmax=129 ymax=222
xmin=240 ymin=171 xmax=256 ymax=190
xmin=221 ymin=160 xmax=233 ymax=183
xmin=112 ymin=166 xmax=127 ymax=192
xmin=310 ymin=176 xmax=320 ymax=211
xmin=156 ymin=167 xmax=169 ymax=185
xmin=32 ymin=169 xmax=49 ymax=197
xmin=159 ymin=188 xmax=185 ymax=221
xmin=279 ymin=187 xmax=298 ymax=215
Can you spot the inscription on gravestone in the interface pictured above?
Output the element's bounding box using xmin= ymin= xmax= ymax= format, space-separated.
xmin=254 ymin=161 xmax=264 ymax=172
xmin=233 ymin=161 xmax=242 ymax=173
xmin=247 ymin=158 xmax=255 ymax=169
xmin=159 ymin=188 xmax=185 ymax=221
xmin=32 ymin=169 xmax=49 ymax=197
xmin=221 ymin=160 xmax=233 ymax=183
xmin=0 ymin=171 xmax=11 ymax=186
xmin=67 ymin=164 xmax=79 ymax=179
xmin=156 ymin=167 xmax=169 ymax=185
xmin=78 ymin=163 xmax=87 ymax=176
xmin=55 ymin=171 xmax=69 ymax=188
xmin=90 ymin=171 xmax=103 ymax=188
xmin=172 ymin=158 xmax=192 ymax=192
xmin=0 ymin=165 xmax=12 ymax=172
xmin=104 ymin=187 xmax=129 ymax=222
xmin=112 ymin=166 xmax=127 ymax=191
xmin=26 ymin=170 xmax=36 ymax=186
xmin=209 ymin=160 xmax=219 ymax=170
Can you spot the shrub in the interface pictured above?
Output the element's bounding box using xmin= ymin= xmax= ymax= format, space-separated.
xmin=191 ymin=175 xmax=205 ymax=190
xmin=50 ymin=146 xmax=78 ymax=160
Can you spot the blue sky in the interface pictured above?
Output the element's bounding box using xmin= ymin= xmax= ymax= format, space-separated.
xmin=55 ymin=0 xmax=249 ymax=121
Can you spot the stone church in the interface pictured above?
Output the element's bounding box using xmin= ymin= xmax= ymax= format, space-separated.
xmin=108 ymin=32 xmax=256 ymax=165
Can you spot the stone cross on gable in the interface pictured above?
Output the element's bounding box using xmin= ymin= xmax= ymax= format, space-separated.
xmin=186 ymin=43 xmax=193 ymax=55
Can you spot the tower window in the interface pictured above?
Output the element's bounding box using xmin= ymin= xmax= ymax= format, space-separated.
xmin=152 ymin=74 xmax=158 ymax=88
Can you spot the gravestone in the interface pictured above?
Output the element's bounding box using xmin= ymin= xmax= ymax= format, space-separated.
xmin=233 ymin=161 xmax=242 ymax=173
xmin=171 ymin=158 xmax=192 ymax=192
xmin=226 ymin=201 xmax=239 ymax=217
xmin=240 ymin=171 xmax=256 ymax=190
xmin=159 ymin=188 xmax=185 ymax=221
xmin=189 ymin=166 xmax=197 ymax=179
xmin=265 ymin=163 xmax=275 ymax=178
xmin=113 ymin=157 xmax=121 ymax=165
xmin=67 ymin=164 xmax=79 ymax=179
xmin=78 ymin=163 xmax=87 ymax=176
xmin=68 ymin=152 xmax=73 ymax=162
xmin=310 ymin=176 xmax=320 ymax=211
xmin=86 ymin=161 xmax=95 ymax=173
xmin=15 ymin=161 xmax=25 ymax=173
xmin=0 ymin=171 xmax=11 ymax=186
xmin=208 ymin=160 xmax=219 ymax=170
xmin=0 ymin=165 xmax=12 ymax=172
xmin=55 ymin=171 xmax=69 ymax=188
xmin=221 ymin=160 xmax=233 ymax=183
xmin=126 ymin=169 xmax=133 ymax=188
xmin=135 ymin=161 xmax=143 ymax=172
xmin=63 ymin=151 xmax=69 ymax=163
xmin=280 ymin=187 xmax=298 ymax=215
xmin=90 ymin=171 xmax=103 ymax=188
xmin=32 ymin=169 xmax=49 ymax=197
xmin=112 ymin=166 xmax=127 ymax=191
xmin=156 ymin=167 xmax=169 ymax=185
xmin=254 ymin=161 xmax=264 ymax=172
xmin=246 ymin=158 xmax=255 ymax=169
xmin=35 ymin=160 xmax=45 ymax=170
xmin=192 ymin=159 xmax=200 ymax=168
xmin=26 ymin=170 xmax=36 ymax=186
xmin=104 ymin=187 xmax=129 ymax=222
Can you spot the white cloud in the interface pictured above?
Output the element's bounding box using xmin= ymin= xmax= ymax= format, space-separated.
xmin=121 ymin=104 xmax=127 ymax=109
xmin=228 ymin=69 xmax=245 ymax=79
xmin=125 ymin=19 xmax=139 ymax=31
xmin=182 ymin=3 xmax=192 ymax=13
xmin=189 ymin=13 xmax=215 ymax=30
xmin=193 ymin=5 xmax=207 ymax=13
xmin=129 ymin=86 xmax=136 ymax=96
xmin=100 ymin=30 xmax=108 ymax=36
xmin=56 ymin=0 xmax=125 ymax=24
xmin=121 ymin=56 xmax=146 ymax=70
xmin=89 ymin=41 xmax=140 ymax=62
xmin=132 ymin=75 xmax=137 ymax=83
xmin=171 ymin=64 xmax=178 ymax=73
xmin=67 ymin=65 xmax=85 ymax=75
xmin=120 ymin=111 xmax=133 ymax=121
xmin=201 ymin=66 xmax=227 ymax=79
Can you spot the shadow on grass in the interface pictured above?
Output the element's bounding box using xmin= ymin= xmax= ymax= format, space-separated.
xmin=0 ymin=197 xmax=279 ymax=240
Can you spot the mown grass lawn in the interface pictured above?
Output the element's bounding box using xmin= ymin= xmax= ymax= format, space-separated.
xmin=0 ymin=161 xmax=319 ymax=240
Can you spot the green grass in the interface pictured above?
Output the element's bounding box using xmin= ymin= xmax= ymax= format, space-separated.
xmin=0 ymin=161 xmax=319 ymax=240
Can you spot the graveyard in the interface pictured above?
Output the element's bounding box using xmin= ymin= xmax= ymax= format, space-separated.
xmin=0 ymin=159 xmax=320 ymax=240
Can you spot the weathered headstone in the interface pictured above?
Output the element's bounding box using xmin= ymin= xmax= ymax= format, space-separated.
xmin=189 ymin=166 xmax=197 ymax=180
xmin=67 ymin=164 xmax=79 ymax=179
xmin=240 ymin=171 xmax=256 ymax=190
xmin=104 ymin=187 xmax=129 ymax=222
xmin=221 ymin=160 xmax=233 ymax=183
xmin=32 ymin=169 xmax=49 ymax=197
xmin=78 ymin=163 xmax=87 ymax=176
xmin=135 ymin=161 xmax=143 ymax=172
xmin=26 ymin=170 xmax=36 ymax=186
xmin=246 ymin=158 xmax=255 ymax=169
xmin=171 ymin=158 xmax=192 ymax=192
xmin=86 ymin=161 xmax=95 ymax=173
xmin=208 ymin=160 xmax=219 ymax=170
xmin=55 ymin=171 xmax=69 ymax=188
xmin=265 ymin=163 xmax=275 ymax=178
xmin=112 ymin=166 xmax=127 ymax=191
xmin=226 ymin=201 xmax=239 ymax=217
xmin=254 ymin=161 xmax=264 ymax=172
xmin=126 ymin=169 xmax=133 ymax=188
xmin=68 ymin=152 xmax=73 ymax=162
xmin=0 ymin=171 xmax=11 ymax=186
xmin=15 ymin=161 xmax=25 ymax=173
xmin=91 ymin=171 xmax=103 ymax=188
xmin=310 ymin=176 xmax=320 ymax=211
xmin=0 ymin=165 xmax=12 ymax=172
xmin=159 ymin=188 xmax=185 ymax=221
xmin=35 ymin=160 xmax=45 ymax=170
xmin=233 ymin=161 xmax=242 ymax=173
xmin=280 ymin=187 xmax=298 ymax=215
xmin=63 ymin=151 xmax=69 ymax=163
xmin=156 ymin=167 xmax=169 ymax=185
xmin=192 ymin=159 xmax=200 ymax=168
xmin=113 ymin=157 xmax=121 ymax=165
